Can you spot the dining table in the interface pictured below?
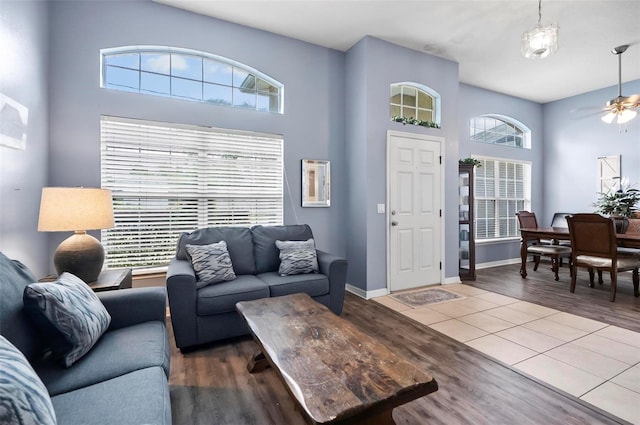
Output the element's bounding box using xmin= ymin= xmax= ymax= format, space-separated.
xmin=519 ymin=227 xmax=640 ymax=278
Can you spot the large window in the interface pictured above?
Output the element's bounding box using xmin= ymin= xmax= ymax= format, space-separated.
xmin=101 ymin=46 xmax=283 ymax=113
xmin=470 ymin=115 xmax=530 ymax=148
xmin=100 ymin=116 xmax=283 ymax=269
xmin=475 ymin=158 xmax=531 ymax=240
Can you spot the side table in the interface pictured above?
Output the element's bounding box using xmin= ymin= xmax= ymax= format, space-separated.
xmin=39 ymin=268 xmax=133 ymax=292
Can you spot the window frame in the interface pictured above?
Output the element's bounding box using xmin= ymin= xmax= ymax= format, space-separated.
xmin=390 ymin=82 xmax=441 ymax=126
xmin=473 ymin=156 xmax=532 ymax=242
xmin=469 ymin=114 xmax=531 ymax=149
xmin=100 ymin=46 xmax=284 ymax=114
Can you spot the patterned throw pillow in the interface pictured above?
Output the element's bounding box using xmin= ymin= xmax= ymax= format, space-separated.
xmin=275 ymin=239 xmax=319 ymax=276
xmin=186 ymin=241 xmax=237 ymax=288
xmin=23 ymin=273 xmax=111 ymax=368
xmin=0 ymin=335 xmax=57 ymax=424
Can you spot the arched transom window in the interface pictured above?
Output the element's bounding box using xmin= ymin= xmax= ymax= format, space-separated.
xmin=470 ymin=115 xmax=530 ymax=149
xmin=101 ymin=46 xmax=283 ymax=113
xmin=390 ymin=83 xmax=440 ymax=127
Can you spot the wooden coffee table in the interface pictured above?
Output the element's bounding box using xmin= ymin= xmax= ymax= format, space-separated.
xmin=236 ymin=293 xmax=438 ymax=425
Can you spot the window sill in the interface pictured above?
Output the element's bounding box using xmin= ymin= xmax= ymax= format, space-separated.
xmin=476 ymin=237 xmax=520 ymax=245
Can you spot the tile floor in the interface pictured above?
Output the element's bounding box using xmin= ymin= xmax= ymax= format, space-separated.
xmin=373 ymin=284 xmax=640 ymax=424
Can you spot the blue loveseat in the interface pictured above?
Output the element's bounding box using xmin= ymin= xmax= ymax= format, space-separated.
xmin=0 ymin=252 xmax=172 ymax=424
xmin=167 ymin=224 xmax=348 ymax=350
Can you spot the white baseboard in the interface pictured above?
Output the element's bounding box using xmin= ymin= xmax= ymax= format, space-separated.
xmin=345 ymin=284 xmax=389 ymax=300
xmin=476 ymin=257 xmax=521 ymax=270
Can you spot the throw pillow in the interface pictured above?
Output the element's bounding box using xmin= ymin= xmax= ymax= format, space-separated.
xmin=275 ymin=238 xmax=319 ymax=276
xmin=23 ymin=273 xmax=111 ymax=368
xmin=186 ymin=241 xmax=237 ymax=288
xmin=0 ymin=335 xmax=57 ymax=425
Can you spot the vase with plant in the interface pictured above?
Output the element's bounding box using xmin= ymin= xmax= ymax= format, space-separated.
xmin=593 ymin=178 xmax=640 ymax=233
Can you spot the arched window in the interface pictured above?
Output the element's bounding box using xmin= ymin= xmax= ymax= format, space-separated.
xmin=101 ymin=46 xmax=283 ymax=113
xmin=470 ymin=115 xmax=530 ymax=149
xmin=390 ymin=83 xmax=440 ymax=127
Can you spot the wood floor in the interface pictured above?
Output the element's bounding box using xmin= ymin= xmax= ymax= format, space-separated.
xmin=169 ymin=263 xmax=640 ymax=425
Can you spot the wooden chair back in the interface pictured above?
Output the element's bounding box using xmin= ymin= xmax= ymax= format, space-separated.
xmin=516 ymin=211 xmax=538 ymax=229
xmin=567 ymin=214 xmax=617 ymax=259
xmin=627 ymin=218 xmax=640 ymax=235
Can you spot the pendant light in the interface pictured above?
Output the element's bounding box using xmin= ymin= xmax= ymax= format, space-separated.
xmin=521 ymin=0 xmax=559 ymax=59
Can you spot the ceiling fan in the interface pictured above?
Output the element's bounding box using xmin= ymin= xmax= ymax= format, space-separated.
xmin=601 ymin=45 xmax=640 ymax=124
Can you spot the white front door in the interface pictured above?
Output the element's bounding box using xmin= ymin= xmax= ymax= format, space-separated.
xmin=387 ymin=131 xmax=443 ymax=292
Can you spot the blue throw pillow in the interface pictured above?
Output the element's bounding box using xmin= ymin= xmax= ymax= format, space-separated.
xmin=275 ymin=238 xmax=319 ymax=276
xmin=186 ymin=241 xmax=237 ymax=288
xmin=0 ymin=335 xmax=57 ymax=424
xmin=23 ymin=273 xmax=111 ymax=367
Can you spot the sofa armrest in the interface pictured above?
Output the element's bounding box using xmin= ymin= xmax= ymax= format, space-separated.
xmin=166 ymin=258 xmax=198 ymax=349
xmin=316 ymin=250 xmax=348 ymax=315
xmin=98 ymin=287 xmax=167 ymax=331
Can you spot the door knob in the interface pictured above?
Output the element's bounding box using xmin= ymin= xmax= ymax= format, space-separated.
xmin=391 ymin=221 xmax=398 ymax=226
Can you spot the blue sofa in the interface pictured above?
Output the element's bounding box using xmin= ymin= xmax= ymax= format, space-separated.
xmin=167 ymin=224 xmax=348 ymax=350
xmin=0 ymin=252 xmax=171 ymax=424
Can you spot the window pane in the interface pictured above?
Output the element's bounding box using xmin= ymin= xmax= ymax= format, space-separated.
xmin=141 ymin=53 xmax=170 ymax=74
xmin=470 ymin=116 xmax=528 ymax=149
xmin=418 ymin=91 xmax=432 ymax=109
xmin=233 ymin=68 xmax=255 ymax=88
xmin=204 ymin=83 xmax=232 ymax=105
xmin=403 ymin=86 xmax=416 ymax=107
xmin=140 ymin=72 xmax=170 ymax=96
xmin=401 ymin=107 xmax=416 ymax=119
xmin=390 ymin=86 xmax=401 ymax=104
xmin=171 ymin=54 xmax=202 ymax=80
xmin=390 ymin=105 xmax=400 ymax=117
xmin=256 ymin=78 xmax=278 ymax=93
xmin=172 ymin=77 xmax=202 ymax=101
xmin=233 ymin=87 xmax=256 ymax=109
xmin=204 ymin=59 xmax=232 ymax=85
xmin=417 ymin=109 xmax=432 ymax=122
xmin=105 ymin=66 xmax=139 ymax=91
xmin=257 ymin=92 xmax=278 ymax=112
xmin=105 ymin=53 xmax=139 ymax=69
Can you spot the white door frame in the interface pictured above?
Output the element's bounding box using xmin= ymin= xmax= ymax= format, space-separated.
xmin=386 ymin=130 xmax=446 ymax=293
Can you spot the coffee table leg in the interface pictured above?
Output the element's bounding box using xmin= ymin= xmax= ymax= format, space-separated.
xmin=247 ymin=351 xmax=271 ymax=373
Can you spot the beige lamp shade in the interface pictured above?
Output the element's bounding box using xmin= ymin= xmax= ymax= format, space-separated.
xmin=38 ymin=187 xmax=114 ymax=232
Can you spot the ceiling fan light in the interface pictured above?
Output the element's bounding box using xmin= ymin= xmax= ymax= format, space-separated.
xmin=601 ymin=111 xmax=616 ymax=124
xmin=616 ymin=109 xmax=637 ymax=124
xmin=521 ymin=23 xmax=558 ymax=59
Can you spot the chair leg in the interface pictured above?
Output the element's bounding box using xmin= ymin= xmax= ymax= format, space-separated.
xmin=633 ymin=268 xmax=639 ymax=298
xmin=570 ymin=266 xmax=577 ymax=293
xmin=551 ymin=256 xmax=560 ymax=281
xmin=533 ymin=255 xmax=540 ymax=271
xmin=609 ymin=269 xmax=617 ymax=302
xmin=598 ymin=270 xmax=603 ymax=284
xmin=588 ymin=268 xmax=595 ymax=287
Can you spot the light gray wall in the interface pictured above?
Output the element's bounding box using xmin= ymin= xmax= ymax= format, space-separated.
xmin=47 ymin=0 xmax=346 ymax=265
xmin=543 ymin=80 xmax=640 ymax=223
xmin=458 ymin=83 xmax=544 ymax=264
xmin=0 ymin=0 xmax=49 ymax=276
xmin=345 ymin=37 xmax=459 ymax=291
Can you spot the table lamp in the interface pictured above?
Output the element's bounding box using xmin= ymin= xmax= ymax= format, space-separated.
xmin=38 ymin=187 xmax=114 ymax=283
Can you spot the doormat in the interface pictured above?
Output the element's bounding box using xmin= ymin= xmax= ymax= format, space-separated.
xmin=390 ymin=288 xmax=463 ymax=307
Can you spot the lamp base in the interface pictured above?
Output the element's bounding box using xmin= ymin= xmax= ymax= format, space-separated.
xmin=54 ymin=231 xmax=105 ymax=283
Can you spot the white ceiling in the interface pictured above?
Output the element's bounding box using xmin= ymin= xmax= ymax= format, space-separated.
xmin=154 ymin=0 xmax=640 ymax=104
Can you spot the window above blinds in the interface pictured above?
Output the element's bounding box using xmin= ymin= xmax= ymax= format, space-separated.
xmin=100 ymin=116 xmax=283 ymax=270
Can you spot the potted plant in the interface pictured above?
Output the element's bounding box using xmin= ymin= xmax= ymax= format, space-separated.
xmin=594 ymin=179 xmax=640 ymax=233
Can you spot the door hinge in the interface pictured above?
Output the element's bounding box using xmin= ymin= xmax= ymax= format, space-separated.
xmin=439 ymin=156 xmax=442 ymax=164
xmin=439 ymin=209 xmax=442 ymax=217
xmin=439 ymin=262 xmax=442 ymax=270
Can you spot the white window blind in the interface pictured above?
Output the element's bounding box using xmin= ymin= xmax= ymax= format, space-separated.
xmin=100 ymin=116 xmax=283 ymax=269
xmin=475 ymin=158 xmax=531 ymax=240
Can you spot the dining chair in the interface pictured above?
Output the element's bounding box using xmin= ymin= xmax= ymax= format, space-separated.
xmin=567 ymin=213 xmax=640 ymax=302
xmin=516 ymin=211 xmax=572 ymax=281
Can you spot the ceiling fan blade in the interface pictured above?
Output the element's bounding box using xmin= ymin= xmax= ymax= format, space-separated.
xmin=569 ymin=106 xmax=604 ymax=120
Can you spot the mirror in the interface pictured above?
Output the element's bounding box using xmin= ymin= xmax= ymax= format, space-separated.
xmin=302 ymin=159 xmax=330 ymax=207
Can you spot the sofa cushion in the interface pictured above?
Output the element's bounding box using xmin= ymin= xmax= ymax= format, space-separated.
xmin=276 ymin=238 xmax=319 ymax=276
xmin=23 ymin=273 xmax=111 ymax=367
xmin=252 ymin=224 xmax=314 ymax=274
xmin=0 ymin=252 xmax=47 ymax=362
xmin=177 ymin=227 xmax=256 ymax=275
xmin=51 ymin=367 xmax=171 ymax=425
xmin=197 ymin=275 xmax=269 ymax=315
xmin=186 ymin=241 xmax=237 ymax=288
xmin=258 ymin=272 xmax=330 ymax=298
xmin=0 ymin=335 xmax=57 ymax=425
xmin=35 ymin=321 xmax=170 ymax=396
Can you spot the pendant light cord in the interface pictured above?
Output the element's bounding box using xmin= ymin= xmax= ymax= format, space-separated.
xmin=537 ymin=0 xmax=542 ymax=25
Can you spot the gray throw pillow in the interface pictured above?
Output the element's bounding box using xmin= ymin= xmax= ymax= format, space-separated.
xmin=23 ymin=273 xmax=111 ymax=367
xmin=0 ymin=335 xmax=57 ymax=425
xmin=275 ymin=238 xmax=319 ymax=276
xmin=186 ymin=241 xmax=237 ymax=288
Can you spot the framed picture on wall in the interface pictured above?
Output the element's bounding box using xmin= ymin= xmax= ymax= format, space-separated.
xmin=302 ymin=159 xmax=330 ymax=207
xmin=598 ymin=155 xmax=620 ymax=193
xmin=0 ymin=93 xmax=29 ymax=151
